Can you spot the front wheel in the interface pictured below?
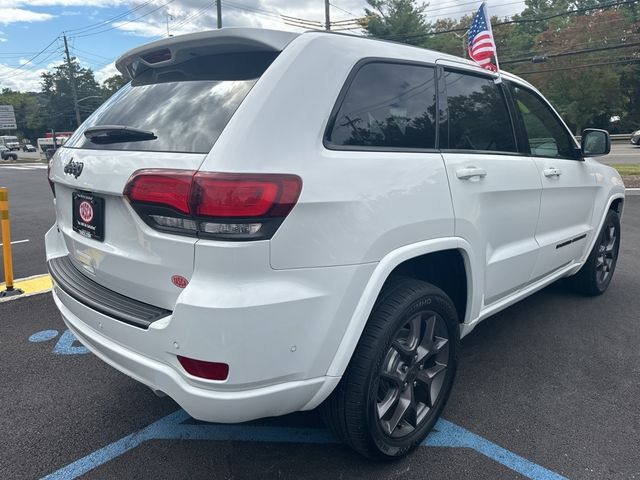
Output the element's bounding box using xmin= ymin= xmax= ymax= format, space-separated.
xmin=565 ymin=209 xmax=621 ymax=296
xmin=321 ymin=279 xmax=459 ymax=459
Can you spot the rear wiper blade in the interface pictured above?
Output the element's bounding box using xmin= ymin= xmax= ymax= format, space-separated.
xmin=84 ymin=125 xmax=157 ymax=144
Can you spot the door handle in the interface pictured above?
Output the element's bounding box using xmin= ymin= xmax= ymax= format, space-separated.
xmin=456 ymin=166 xmax=487 ymax=180
xmin=543 ymin=167 xmax=562 ymax=177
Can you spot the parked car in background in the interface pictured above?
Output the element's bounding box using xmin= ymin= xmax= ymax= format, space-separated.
xmin=631 ymin=129 xmax=640 ymax=145
xmin=22 ymin=143 xmax=36 ymax=152
xmin=46 ymin=28 xmax=625 ymax=460
xmin=0 ymin=135 xmax=20 ymax=151
xmin=37 ymin=136 xmax=70 ymax=161
xmin=0 ymin=145 xmax=17 ymax=160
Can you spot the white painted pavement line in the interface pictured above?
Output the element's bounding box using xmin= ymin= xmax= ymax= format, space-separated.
xmin=0 ymin=238 xmax=29 ymax=246
xmin=0 ymin=165 xmax=47 ymax=171
xmin=0 ymin=165 xmax=47 ymax=170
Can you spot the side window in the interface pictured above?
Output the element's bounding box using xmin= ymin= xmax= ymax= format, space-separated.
xmin=443 ymin=70 xmax=517 ymax=153
xmin=509 ymin=84 xmax=578 ymax=159
xmin=326 ymin=62 xmax=436 ymax=149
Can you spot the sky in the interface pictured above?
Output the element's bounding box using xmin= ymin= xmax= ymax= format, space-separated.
xmin=0 ymin=0 xmax=526 ymax=92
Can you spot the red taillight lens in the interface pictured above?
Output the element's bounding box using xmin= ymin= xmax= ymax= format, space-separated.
xmin=177 ymin=355 xmax=229 ymax=381
xmin=123 ymin=170 xmax=302 ymax=241
xmin=192 ymin=173 xmax=301 ymax=218
xmin=124 ymin=170 xmax=195 ymax=214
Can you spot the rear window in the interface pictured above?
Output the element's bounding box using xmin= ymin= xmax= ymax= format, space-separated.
xmin=64 ymin=51 xmax=277 ymax=154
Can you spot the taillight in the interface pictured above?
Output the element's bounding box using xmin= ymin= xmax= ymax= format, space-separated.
xmin=124 ymin=170 xmax=194 ymax=214
xmin=123 ymin=169 xmax=302 ymax=241
xmin=47 ymin=158 xmax=55 ymax=197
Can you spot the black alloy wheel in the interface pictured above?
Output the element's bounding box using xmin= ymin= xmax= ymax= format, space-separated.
xmin=321 ymin=279 xmax=459 ymax=459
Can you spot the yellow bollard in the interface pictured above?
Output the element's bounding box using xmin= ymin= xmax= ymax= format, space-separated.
xmin=0 ymin=187 xmax=23 ymax=298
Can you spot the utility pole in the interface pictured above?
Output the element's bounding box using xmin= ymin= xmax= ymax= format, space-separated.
xmin=216 ymin=0 xmax=222 ymax=29
xmin=324 ymin=0 xmax=330 ymax=30
xmin=166 ymin=13 xmax=173 ymax=37
xmin=62 ymin=34 xmax=81 ymax=128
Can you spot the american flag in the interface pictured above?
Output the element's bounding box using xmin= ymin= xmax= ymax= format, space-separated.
xmin=468 ymin=2 xmax=499 ymax=72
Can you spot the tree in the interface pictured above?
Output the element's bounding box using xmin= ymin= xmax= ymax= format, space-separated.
xmin=421 ymin=18 xmax=468 ymax=57
xmin=510 ymin=9 xmax=635 ymax=133
xmin=102 ymin=74 xmax=128 ymax=98
xmin=361 ymin=0 xmax=431 ymax=46
xmin=0 ymin=89 xmax=46 ymax=142
xmin=40 ymin=58 xmax=102 ymax=132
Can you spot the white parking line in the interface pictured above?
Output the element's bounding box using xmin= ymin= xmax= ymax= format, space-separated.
xmin=0 ymin=239 xmax=29 ymax=246
xmin=0 ymin=163 xmax=47 ymax=170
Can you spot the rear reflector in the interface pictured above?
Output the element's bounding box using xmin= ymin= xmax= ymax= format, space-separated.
xmin=177 ymin=355 xmax=229 ymax=381
xmin=124 ymin=170 xmax=302 ymax=241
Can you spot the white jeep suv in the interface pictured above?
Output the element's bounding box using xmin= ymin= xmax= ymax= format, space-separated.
xmin=46 ymin=28 xmax=625 ymax=459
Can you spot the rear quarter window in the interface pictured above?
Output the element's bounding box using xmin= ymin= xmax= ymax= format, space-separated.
xmin=326 ymin=61 xmax=437 ymax=150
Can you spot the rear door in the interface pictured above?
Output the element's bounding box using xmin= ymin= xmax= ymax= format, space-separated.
xmin=50 ymin=48 xmax=279 ymax=309
xmin=438 ymin=66 xmax=542 ymax=306
xmin=507 ymin=82 xmax=597 ymax=279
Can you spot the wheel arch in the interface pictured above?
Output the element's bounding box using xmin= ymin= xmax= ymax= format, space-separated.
xmin=325 ymin=237 xmax=478 ymax=378
xmin=573 ymin=191 xmax=625 ymax=271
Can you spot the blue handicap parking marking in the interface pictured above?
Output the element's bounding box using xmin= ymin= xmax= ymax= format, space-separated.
xmin=28 ymin=330 xmax=59 ymax=343
xmin=28 ymin=329 xmax=89 ymax=355
xmin=52 ymin=330 xmax=89 ymax=355
xmin=424 ymin=419 xmax=567 ymax=480
xmin=42 ymin=409 xmax=568 ymax=480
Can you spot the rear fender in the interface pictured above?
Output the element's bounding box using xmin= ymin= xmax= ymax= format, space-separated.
xmin=325 ymin=237 xmax=477 ymax=378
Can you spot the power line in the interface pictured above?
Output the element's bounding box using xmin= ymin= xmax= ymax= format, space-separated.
xmin=516 ymin=57 xmax=640 ymax=74
xmin=330 ymin=2 xmax=357 ymax=18
xmin=71 ymin=46 xmax=113 ymax=62
xmin=64 ymin=0 xmax=157 ymax=35
xmin=0 ymin=36 xmax=62 ymax=80
xmin=72 ymin=0 xmax=178 ymax=39
xmin=502 ymin=40 xmax=640 ymax=64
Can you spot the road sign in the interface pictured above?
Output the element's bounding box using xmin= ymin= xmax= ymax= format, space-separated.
xmin=0 ymin=105 xmax=17 ymax=130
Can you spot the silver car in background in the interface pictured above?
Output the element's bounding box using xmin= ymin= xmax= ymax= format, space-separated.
xmin=631 ymin=129 xmax=640 ymax=145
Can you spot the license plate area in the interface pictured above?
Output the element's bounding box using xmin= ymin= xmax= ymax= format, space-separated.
xmin=72 ymin=191 xmax=105 ymax=241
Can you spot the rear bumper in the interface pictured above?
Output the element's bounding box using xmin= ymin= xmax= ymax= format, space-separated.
xmin=54 ymin=287 xmax=337 ymax=422
xmin=46 ymin=225 xmax=375 ymax=422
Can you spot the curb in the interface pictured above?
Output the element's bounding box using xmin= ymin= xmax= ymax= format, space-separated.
xmin=0 ymin=273 xmax=52 ymax=302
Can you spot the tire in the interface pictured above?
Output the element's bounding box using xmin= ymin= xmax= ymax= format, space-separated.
xmin=321 ymin=278 xmax=459 ymax=459
xmin=565 ymin=209 xmax=621 ymax=296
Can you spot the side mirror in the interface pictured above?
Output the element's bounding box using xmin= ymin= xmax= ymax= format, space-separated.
xmin=581 ymin=128 xmax=610 ymax=157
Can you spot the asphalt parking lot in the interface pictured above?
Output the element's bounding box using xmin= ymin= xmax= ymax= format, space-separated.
xmin=1 ymin=164 xmax=639 ymax=479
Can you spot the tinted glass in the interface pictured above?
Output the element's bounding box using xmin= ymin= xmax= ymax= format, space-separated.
xmin=510 ymin=84 xmax=577 ymax=159
xmin=328 ymin=62 xmax=436 ymax=149
xmin=64 ymin=52 xmax=275 ymax=154
xmin=443 ymin=70 xmax=516 ymax=153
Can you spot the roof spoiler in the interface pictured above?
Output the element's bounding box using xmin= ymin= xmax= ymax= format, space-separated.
xmin=116 ymin=28 xmax=299 ymax=79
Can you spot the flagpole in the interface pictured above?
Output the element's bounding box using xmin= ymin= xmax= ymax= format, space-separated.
xmin=482 ymin=2 xmax=501 ymax=81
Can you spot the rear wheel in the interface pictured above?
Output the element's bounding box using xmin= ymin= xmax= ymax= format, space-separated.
xmin=565 ymin=209 xmax=621 ymax=296
xmin=321 ymin=279 xmax=459 ymax=459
